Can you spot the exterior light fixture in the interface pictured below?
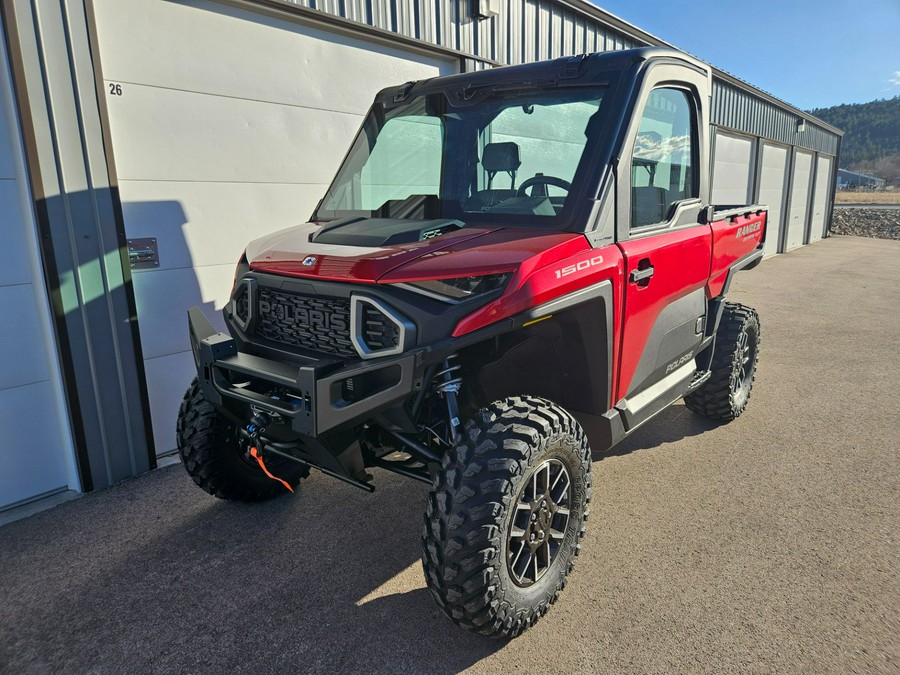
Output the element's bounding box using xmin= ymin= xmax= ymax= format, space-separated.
xmin=474 ymin=0 xmax=501 ymax=19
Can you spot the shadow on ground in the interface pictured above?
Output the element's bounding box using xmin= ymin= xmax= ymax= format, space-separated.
xmin=589 ymin=401 xmax=720 ymax=461
xmin=0 ymin=463 xmax=504 ymax=673
xmin=0 ymin=402 xmax=717 ymax=673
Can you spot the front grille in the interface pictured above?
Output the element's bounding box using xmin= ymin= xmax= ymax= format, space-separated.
xmin=359 ymin=302 xmax=400 ymax=352
xmin=256 ymin=288 xmax=356 ymax=357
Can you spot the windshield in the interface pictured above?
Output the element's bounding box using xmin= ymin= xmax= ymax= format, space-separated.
xmin=316 ymin=86 xmax=606 ymax=224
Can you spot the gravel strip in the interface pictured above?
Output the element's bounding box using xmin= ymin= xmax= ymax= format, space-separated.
xmin=830 ymin=207 xmax=900 ymax=239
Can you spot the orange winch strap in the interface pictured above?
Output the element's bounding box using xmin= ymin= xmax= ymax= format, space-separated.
xmin=249 ymin=446 xmax=294 ymax=493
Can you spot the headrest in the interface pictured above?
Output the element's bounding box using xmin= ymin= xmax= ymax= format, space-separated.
xmin=481 ymin=142 xmax=521 ymax=173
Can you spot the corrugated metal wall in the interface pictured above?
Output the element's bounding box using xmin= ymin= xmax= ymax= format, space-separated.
xmin=277 ymin=0 xmax=839 ymax=155
xmin=282 ymin=0 xmax=638 ymax=64
xmin=712 ymin=80 xmax=839 ymax=156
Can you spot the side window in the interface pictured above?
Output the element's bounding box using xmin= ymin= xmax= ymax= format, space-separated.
xmin=630 ymin=88 xmax=696 ymax=229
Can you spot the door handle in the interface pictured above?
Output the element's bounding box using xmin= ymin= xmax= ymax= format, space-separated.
xmin=629 ymin=264 xmax=655 ymax=284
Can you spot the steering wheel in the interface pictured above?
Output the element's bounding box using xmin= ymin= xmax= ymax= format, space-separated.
xmin=516 ymin=175 xmax=571 ymax=198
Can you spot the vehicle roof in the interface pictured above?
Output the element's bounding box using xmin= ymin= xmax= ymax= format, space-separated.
xmin=375 ymin=47 xmax=710 ymax=102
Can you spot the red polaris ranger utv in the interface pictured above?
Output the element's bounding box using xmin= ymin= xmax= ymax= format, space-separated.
xmin=178 ymin=47 xmax=765 ymax=637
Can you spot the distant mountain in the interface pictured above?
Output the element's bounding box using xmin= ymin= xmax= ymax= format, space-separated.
xmin=808 ymin=96 xmax=900 ymax=170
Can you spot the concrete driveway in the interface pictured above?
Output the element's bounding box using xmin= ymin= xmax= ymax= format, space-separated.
xmin=1 ymin=236 xmax=897 ymax=674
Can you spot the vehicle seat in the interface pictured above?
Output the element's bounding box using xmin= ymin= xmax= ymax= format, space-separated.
xmin=467 ymin=142 xmax=522 ymax=210
xmin=632 ymin=185 xmax=668 ymax=227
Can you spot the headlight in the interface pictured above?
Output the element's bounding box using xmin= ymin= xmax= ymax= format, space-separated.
xmin=400 ymin=273 xmax=512 ymax=302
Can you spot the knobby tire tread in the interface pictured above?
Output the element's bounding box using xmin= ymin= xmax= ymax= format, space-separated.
xmin=176 ymin=378 xmax=307 ymax=501
xmin=685 ymin=302 xmax=760 ymax=420
xmin=422 ymin=396 xmax=592 ymax=638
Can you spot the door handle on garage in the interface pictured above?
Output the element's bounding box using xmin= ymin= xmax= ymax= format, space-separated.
xmin=629 ymin=264 xmax=655 ymax=283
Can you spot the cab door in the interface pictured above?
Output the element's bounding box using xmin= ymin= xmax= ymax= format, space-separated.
xmin=614 ymin=82 xmax=712 ymax=427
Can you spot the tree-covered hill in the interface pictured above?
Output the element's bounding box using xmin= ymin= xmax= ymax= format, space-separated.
xmin=808 ymin=96 xmax=900 ymax=168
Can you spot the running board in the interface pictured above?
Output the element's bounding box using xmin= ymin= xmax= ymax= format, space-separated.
xmin=568 ymin=362 xmax=702 ymax=455
xmin=615 ymin=361 xmax=697 ymax=432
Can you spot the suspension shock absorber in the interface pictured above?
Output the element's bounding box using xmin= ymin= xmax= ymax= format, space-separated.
xmin=433 ymin=355 xmax=463 ymax=443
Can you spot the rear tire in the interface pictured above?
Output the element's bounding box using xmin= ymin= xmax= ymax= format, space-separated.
xmin=685 ymin=302 xmax=760 ymax=421
xmin=176 ymin=378 xmax=308 ymax=501
xmin=422 ymin=396 xmax=592 ymax=637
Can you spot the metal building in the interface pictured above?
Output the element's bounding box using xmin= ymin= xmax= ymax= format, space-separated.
xmin=836 ymin=169 xmax=886 ymax=190
xmin=0 ymin=0 xmax=842 ymax=513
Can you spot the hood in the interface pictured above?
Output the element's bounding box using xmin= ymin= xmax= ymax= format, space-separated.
xmin=378 ymin=228 xmax=589 ymax=282
xmin=246 ymin=220 xmax=501 ymax=283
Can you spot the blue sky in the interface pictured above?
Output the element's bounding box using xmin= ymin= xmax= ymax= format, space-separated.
xmin=592 ymin=0 xmax=900 ymax=110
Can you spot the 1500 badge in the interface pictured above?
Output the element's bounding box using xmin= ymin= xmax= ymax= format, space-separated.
xmin=554 ymin=255 xmax=604 ymax=279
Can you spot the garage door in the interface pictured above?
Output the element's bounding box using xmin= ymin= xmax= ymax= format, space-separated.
xmin=91 ymin=0 xmax=456 ymax=455
xmin=786 ymin=150 xmax=814 ymax=251
xmin=809 ymin=155 xmax=834 ymax=243
xmin=756 ymin=141 xmax=789 ymax=257
xmin=711 ymin=130 xmax=754 ymax=206
xmin=0 ymin=34 xmax=78 ymax=510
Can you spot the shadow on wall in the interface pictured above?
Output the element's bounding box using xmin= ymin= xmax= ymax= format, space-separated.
xmin=119 ymin=198 xmax=224 ymax=457
xmin=23 ymin=191 xmax=211 ymax=489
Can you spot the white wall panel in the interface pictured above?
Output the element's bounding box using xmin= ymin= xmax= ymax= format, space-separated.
xmin=756 ymin=142 xmax=789 ymax=257
xmin=0 ymin=285 xmax=51 ymax=390
xmin=91 ymin=0 xmax=456 ymax=454
xmin=0 ymin=382 xmax=71 ymax=507
xmin=92 ymin=0 xmax=453 ymax=115
xmin=0 ymin=181 xmax=33 ymax=286
xmin=132 ymin=264 xmax=234 ymax=361
xmin=120 ymin=181 xmax=326 ymax=271
xmin=105 ymin=84 xmax=363 ymax=184
xmin=141 ymin=351 xmax=197 ymax=459
xmin=809 ymin=155 xmax=833 ymax=243
xmin=786 ymin=150 xmax=813 ymax=251
xmin=711 ymin=131 xmax=754 ymax=206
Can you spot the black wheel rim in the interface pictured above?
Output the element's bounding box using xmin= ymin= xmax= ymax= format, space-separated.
xmin=506 ymin=458 xmax=572 ymax=587
xmin=731 ymin=327 xmax=757 ymax=396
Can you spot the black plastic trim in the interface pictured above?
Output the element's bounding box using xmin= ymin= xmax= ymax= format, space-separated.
xmin=191 ymin=306 xmax=417 ymax=439
xmin=720 ymin=246 xmax=764 ymax=296
xmin=625 ymin=288 xmax=705 ymax=398
xmin=710 ymin=204 xmax=767 ymax=222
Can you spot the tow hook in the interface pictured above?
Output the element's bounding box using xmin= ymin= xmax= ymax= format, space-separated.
xmin=240 ymin=413 xmax=295 ymax=493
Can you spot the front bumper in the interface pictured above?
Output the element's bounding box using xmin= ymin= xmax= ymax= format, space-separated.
xmin=188 ymin=306 xmax=418 ymax=438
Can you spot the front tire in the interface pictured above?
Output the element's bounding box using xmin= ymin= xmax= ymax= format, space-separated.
xmin=176 ymin=378 xmax=308 ymax=501
xmin=685 ymin=302 xmax=760 ymax=420
xmin=422 ymin=396 xmax=592 ymax=637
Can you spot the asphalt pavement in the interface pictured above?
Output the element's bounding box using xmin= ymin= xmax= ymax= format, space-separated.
xmin=1 ymin=235 xmax=897 ymax=674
